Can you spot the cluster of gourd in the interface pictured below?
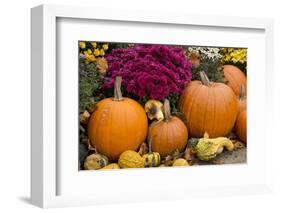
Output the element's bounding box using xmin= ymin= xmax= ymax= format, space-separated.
xmin=84 ymin=64 xmax=247 ymax=170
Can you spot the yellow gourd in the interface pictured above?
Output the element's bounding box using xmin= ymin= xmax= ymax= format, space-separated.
xmin=100 ymin=163 xmax=120 ymax=170
xmin=118 ymin=150 xmax=145 ymax=168
xmin=193 ymin=132 xmax=234 ymax=161
xmin=172 ymin=158 xmax=189 ymax=167
xmin=142 ymin=136 xmax=161 ymax=167
xmin=84 ymin=153 xmax=109 ymax=170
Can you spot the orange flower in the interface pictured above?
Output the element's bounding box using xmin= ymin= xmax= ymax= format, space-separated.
xmin=96 ymin=57 xmax=108 ymax=75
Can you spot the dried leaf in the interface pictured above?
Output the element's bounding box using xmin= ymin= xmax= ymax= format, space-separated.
xmin=163 ymin=149 xmax=183 ymax=166
xmin=184 ymin=148 xmax=193 ymax=161
xmin=188 ymin=52 xmax=200 ymax=67
xmin=138 ymin=142 xmax=149 ymax=155
xmin=88 ymin=142 xmax=96 ymax=151
xmin=233 ymin=140 xmax=246 ymax=150
xmin=145 ymin=100 xmax=164 ymax=121
xmin=80 ymin=110 xmax=90 ymax=124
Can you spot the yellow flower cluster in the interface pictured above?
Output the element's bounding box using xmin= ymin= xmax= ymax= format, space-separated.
xmin=221 ymin=48 xmax=247 ymax=64
xmin=79 ymin=41 xmax=109 ymax=64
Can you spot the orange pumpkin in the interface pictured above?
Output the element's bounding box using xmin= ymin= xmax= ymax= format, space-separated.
xmin=223 ymin=65 xmax=247 ymax=96
xmin=148 ymin=99 xmax=188 ymax=158
xmin=178 ymin=71 xmax=238 ymax=138
xmin=235 ymin=109 xmax=247 ymax=143
xmin=87 ymin=76 xmax=148 ymax=161
xmin=238 ymin=85 xmax=246 ymax=113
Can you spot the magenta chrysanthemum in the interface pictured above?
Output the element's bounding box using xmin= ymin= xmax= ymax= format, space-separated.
xmin=103 ymin=44 xmax=192 ymax=100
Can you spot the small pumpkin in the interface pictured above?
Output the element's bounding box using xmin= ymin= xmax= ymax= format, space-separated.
xmin=118 ymin=150 xmax=145 ymax=168
xmin=178 ymin=71 xmax=238 ymax=138
xmin=87 ymin=76 xmax=148 ymax=161
xmin=235 ymin=109 xmax=247 ymax=143
xmin=142 ymin=137 xmax=161 ymax=167
xmin=84 ymin=153 xmax=109 ymax=170
xmin=100 ymin=163 xmax=120 ymax=170
xmin=223 ymin=65 xmax=247 ymax=96
xmin=148 ymin=99 xmax=188 ymax=158
xmin=172 ymin=158 xmax=189 ymax=167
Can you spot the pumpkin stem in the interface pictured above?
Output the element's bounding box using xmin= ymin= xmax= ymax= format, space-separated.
xmin=163 ymin=99 xmax=171 ymax=121
xmin=239 ymin=84 xmax=246 ymax=100
xmin=114 ymin=76 xmax=123 ymax=101
xmin=199 ymin=71 xmax=211 ymax=86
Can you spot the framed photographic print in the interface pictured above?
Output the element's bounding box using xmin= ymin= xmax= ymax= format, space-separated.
xmin=31 ymin=4 xmax=274 ymax=208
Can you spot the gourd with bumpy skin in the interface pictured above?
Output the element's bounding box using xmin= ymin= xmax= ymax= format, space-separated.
xmin=172 ymin=158 xmax=189 ymax=167
xmin=223 ymin=65 xmax=247 ymax=96
xmin=87 ymin=76 xmax=148 ymax=161
xmin=148 ymin=99 xmax=188 ymax=158
xmin=193 ymin=133 xmax=234 ymax=161
xmin=101 ymin=163 xmax=120 ymax=170
xmin=142 ymin=137 xmax=161 ymax=167
xmin=235 ymin=109 xmax=247 ymax=143
xmin=84 ymin=153 xmax=109 ymax=170
xmin=178 ymin=71 xmax=238 ymax=138
xmin=118 ymin=150 xmax=145 ymax=168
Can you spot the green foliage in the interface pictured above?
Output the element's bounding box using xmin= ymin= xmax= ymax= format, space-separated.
xmin=107 ymin=43 xmax=130 ymax=52
xmin=192 ymin=54 xmax=225 ymax=83
xmin=79 ymin=59 xmax=103 ymax=111
xmin=167 ymin=93 xmax=180 ymax=114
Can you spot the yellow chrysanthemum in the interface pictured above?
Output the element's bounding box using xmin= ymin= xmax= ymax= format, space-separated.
xmin=87 ymin=49 xmax=92 ymax=54
xmin=93 ymin=49 xmax=100 ymax=56
xmin=221 ymin=48 xmax=247 ymax=65
xmin=100 ymin=49 xmax=105 ymax=56
xmin=91 ymin=42 xmax=97 ymax=48
xmin=102 ymin=44 xmax=109 ymax=50
xmin=79 ymin=41 xmax=86 ymax=49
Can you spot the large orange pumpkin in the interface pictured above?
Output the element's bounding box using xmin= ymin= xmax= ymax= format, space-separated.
xmin=223 ymin=65 xmax=247 ymax=96
xmin=87 ymin=77 xmax=148 ymax=161
xmin=148 ymin=99 xmax=188 ymax=158
xmin=238 ymin=85 xmax=247 ymax=113
xmin=178 ymin=71 xmax=238 ymax=138
xmin=235 ymin=109 xmax=247 ymax=143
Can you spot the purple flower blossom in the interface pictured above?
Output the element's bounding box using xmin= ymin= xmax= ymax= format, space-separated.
xmin=103 ymin=44 xmax=192 ymax=100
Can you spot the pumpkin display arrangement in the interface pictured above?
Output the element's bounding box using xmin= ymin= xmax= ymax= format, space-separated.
xmin=79 ymin=42 xmax=247 ymax=170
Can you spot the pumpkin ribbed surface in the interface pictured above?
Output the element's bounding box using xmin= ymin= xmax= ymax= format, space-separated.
xmin=235 ymin=110 xmax=247 ymax=143
xmin=88 ymin=98 xmax=148 ymax=161
xmin=223 ymin=65 xmax=247 ymax=96
xmin=149 ymin=117 xmax=188 ymax=158
xmin=178 ymin=73 xmax=238 ymax=138
xmin=148 ymin=99 xmax=188 ymax=158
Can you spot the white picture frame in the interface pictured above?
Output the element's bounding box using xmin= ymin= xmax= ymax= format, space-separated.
xmin=31 ymin=4 xmax=274 ymax=208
